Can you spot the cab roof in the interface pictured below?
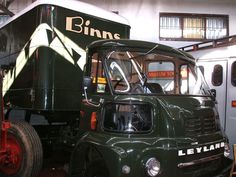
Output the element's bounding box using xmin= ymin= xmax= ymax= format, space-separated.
xmin=87 ymin=39 xmax=195 ymax=63
xmin=0 ymin=0 xmax=129 ymax=28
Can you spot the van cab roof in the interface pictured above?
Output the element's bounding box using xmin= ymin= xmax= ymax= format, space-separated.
xmin=1 ymin=0 xmax=129 ymax=28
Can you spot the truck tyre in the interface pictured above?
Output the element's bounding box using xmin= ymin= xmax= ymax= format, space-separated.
xmin=85 ymin=160 xmax=109 ymax=177
xmin=0 ymin=121 xmax=43 ymax=177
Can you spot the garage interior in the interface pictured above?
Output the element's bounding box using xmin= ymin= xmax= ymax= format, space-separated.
xmin=0 ymin=0 xmax=236 ymax=177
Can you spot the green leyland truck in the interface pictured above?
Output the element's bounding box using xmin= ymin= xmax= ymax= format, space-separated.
xmin=0 ymin=0 xmax=233 ymax=177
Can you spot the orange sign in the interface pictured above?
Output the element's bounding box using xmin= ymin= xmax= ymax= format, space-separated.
xmin=148 ymin=71 xmax=174 ymax=78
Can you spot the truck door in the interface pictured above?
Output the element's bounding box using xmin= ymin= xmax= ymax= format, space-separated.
xmin=225 ymin=58 xmax=236 ymax=152
xmin=197 ymin=59 xmax=227 ymax=130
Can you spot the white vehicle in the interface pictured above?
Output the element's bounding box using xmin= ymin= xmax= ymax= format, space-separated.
xmin=180 ymin=36 xmax=236 ymax=158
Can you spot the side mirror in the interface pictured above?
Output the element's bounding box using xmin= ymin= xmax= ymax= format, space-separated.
xmin=83 ymin=76 xmax=93 ymax=92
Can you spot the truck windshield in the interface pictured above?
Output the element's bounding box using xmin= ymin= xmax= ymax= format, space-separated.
xmin=105 ymin=50 xmax=211 ymax=95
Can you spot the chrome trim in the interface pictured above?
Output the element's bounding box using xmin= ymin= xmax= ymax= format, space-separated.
xmin=178 ymin=154 xmax=222 ymax=168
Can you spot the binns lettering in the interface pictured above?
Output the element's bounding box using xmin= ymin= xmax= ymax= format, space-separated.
xmin=66 ymin=16 xmax=121 ymax=39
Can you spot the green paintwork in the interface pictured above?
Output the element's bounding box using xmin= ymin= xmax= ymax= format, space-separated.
xmin=70 ymin=94 xmax=231 ymax=177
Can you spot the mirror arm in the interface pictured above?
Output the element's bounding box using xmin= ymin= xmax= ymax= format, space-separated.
xmin=83 ymin=86 xmax=100 ymax=107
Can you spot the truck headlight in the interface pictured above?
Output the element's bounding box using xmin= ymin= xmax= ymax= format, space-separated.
xmin=145 ymin=157 xmax=161 ymax=176
xmin=224 ymin=143 xmax=230 ymax=157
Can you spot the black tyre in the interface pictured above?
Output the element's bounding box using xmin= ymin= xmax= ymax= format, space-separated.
xmin=0 ymin=121 xmax=43 ymax=177
xmin=85 ymin=160 xmax=109 ymax=177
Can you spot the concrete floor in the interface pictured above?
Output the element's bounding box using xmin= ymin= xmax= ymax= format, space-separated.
xmin=39 ymin=168 xmax=67 ymax=177
xmin=39 ymin=166 xmax=67 ymax=177
xmin=38 ymin=156 xmax=68 ymax=177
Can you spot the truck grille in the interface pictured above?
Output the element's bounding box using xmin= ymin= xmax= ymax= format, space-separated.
xmin=184 ymin=110 xmax=217 ymax=137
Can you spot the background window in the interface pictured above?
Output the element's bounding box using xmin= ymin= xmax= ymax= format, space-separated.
xmin=232 ymin=61 xmax=236 ymax=87
xmin=160 ymin=17 xmax=181 ymax=38
xmin=183 ymin=18 xmax=204 ymax=39
xmin=212 ymin=64 xmax=223 ymax=86
xmin=206 ymin=17 xmax=228 ymax=39
xmin=160 ymin=13 xmax=228 ymax=41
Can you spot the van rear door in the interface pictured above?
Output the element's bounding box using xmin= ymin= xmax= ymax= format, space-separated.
xmin=198 ymin=57 xmax=236 ymax=158
xmin=197 ymin=59 xmax=227 ymax=130
xmin=225 ymin=58 xmax=236 ymax=156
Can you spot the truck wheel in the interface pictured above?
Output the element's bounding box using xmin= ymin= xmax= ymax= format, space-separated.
xmin=0 ymin=121 xmax=43 ymax=177
xmin=85 ymin=160 xmax=109 ymax=177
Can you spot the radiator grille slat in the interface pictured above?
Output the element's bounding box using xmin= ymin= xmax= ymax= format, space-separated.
xmin=184 ymin=110 xmax=217 ymax=137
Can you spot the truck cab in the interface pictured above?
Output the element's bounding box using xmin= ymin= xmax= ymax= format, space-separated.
xmin=69 ymin=39 xmax=232 ymax=177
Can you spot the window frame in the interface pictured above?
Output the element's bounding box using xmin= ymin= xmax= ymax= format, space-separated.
xmin=231 ymin=61 xmax=236 ymax=87
xmin=159 ymin=13 xmax=229 ymax=41
xmin=212 ymin=64 xmax=223 ymax=86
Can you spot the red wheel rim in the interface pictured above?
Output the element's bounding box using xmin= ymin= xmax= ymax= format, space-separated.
xmin=0 ymin=134 xmax=23 ymax=175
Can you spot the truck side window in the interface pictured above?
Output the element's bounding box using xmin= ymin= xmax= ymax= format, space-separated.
xmin=103 ymin=103 xmax=152 ymax=133
xmin=91 ymin=53 xmax=108 ymax=93
xmin=147 ymin=61 xmax=174 ymax=92
xmin=212 ymin=64 xmax=223 ymax=86
xmin=232 ymin=61 xmax=236 ymax=87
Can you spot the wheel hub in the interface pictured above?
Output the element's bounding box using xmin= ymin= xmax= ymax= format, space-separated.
xmin=0 ymin=135 xmax=23 ymax=175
